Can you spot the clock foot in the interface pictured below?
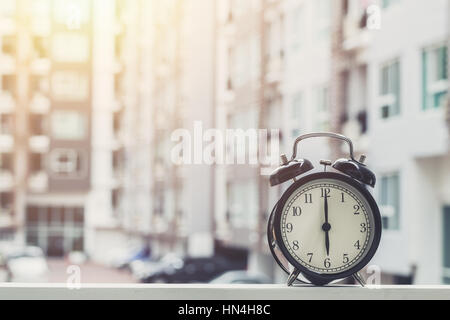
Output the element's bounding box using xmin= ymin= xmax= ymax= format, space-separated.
xmin=353 ymin=272 xmax=366 ymax=287
xmin=287 ymin=268 xmax=301 ymax=286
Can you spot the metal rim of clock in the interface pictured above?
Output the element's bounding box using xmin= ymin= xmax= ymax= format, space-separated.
xmin=267 ymin=200 xmax=311 ymax=285
xmin=272 ymin=172 xmax=382 ymax=285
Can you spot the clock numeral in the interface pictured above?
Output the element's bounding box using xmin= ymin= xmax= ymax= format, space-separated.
xmin=354 ymin=205 xmax=361 ymax=215
xmin=292 ymin=241 xmax=300 ymax=251
xmin=307 ymin=253 xmax=313 ymax=263
xmin=354 ymin=240 xmax=361 ymax=250
xmin=304 ymin=194 xmax=313 ymax=204
xmin=324 ymin=258 xmax=331 ymax=269
xmin=360 ymin=223 xmax=367 ymax=233
xmin=292 ymin=207 xmax=302 ymax=216
xmin=321 ymin=188 xmax=331 ymax=198
xmin=341 ymin=192 xmax=345 ymax=203
xmin=343 ymin=254 xmax=349 ymax=264
xmin=286 ymin=223 xmax=293 ymax=233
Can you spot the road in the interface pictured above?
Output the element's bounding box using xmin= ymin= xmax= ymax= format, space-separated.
xmin=47 ymin=259 xmax=137 ymax=283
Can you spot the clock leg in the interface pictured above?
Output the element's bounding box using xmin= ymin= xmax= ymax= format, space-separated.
xmin=287 ymin=268 xmax=301 ymax=287
xmin=353 ymin=272 xmax=366 ymax=287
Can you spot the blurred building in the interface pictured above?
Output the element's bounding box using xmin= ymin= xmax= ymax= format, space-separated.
xmin=331 ymin=0 xmax=450 ymax=284
xmin=89 ymin=0 xmax=218 ymax=262
xmin=214 ymin=0 xmax=269 ymax=276
xmin=0 ymin=0 xmax=449 ymax=285
xmin=0 ymin=0 xmax=218 ymax=263
xmin=214 ymin=0 xmax=334 ymax=281
xmin=147 ymin=0 xmax=216 ymax=258
xmin=0 ymin=0 xmax=92 ymax=257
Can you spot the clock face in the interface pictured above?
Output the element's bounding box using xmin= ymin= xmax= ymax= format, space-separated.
xmin=279 ymin=177 xmax=377 ymax=275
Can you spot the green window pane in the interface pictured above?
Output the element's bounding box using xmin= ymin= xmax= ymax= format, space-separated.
xmin=444 ymin=207 xmax=450 ymax=269
xmin=422 ymin=50 xmax=428 ymax=110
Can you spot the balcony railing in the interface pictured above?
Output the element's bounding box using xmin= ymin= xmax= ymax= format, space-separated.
xmin=0 ymin=284 xmax=448 ymax=300
xmin=0 ymin=170 xmax=14 ymax=190
xmin=28 ymin=171 xmax=49 ymax=193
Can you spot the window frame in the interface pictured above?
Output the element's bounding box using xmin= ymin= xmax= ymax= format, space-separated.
xmin=379 ymin=172 xmax=401 ymax=231
xmin=422 ymin=44 xmax=448 ymax=111
xmin=379 ymin=59 xmax=401 ymax=119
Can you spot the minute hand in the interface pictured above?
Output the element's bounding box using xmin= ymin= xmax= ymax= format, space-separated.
xmin=324 ymin=195 xmax=330 ymax=256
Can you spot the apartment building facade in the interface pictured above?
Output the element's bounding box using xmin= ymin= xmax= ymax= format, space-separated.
xmin=214 ymin=0 xmax=334 ymax=280
xmin=332 ymin=0 xmax=450 ymax=284
xmin=0 ymin=0 xmax=92 ymax=257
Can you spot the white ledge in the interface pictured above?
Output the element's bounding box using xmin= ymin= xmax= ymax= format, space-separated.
xmin=0 ymin=284 xmax=449 ymax=300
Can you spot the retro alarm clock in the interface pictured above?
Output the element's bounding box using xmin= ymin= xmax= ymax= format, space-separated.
xmin=268 ymin=133 xmax=382 ymax=286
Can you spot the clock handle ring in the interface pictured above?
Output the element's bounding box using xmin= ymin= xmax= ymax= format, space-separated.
xmin=290 ymin=132 xmax=357 ymax=163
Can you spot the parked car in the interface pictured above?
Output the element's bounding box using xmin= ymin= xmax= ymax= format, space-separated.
xmin=210 ymin=271 xmax=272 ymax=284
xmin=109 ymin=245 xmax=153 ymax=270
xmin=6 ymin=246 xmax=49 ymax=283
xmin=141 ymin=255 xmax=245 ymax=284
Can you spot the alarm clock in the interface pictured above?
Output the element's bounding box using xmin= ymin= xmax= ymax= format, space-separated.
xmin=268 ymin=133 xmax=382 ymax=287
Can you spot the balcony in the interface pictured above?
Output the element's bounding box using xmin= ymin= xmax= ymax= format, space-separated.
xmin=0 ymin=134 xmax=14 ymax=152
xmin=28 ymin=171 xmax=49 ymax=193
xmin=0 ymin=211 xmax=13 ymax=229
xmin=266 ymin=55 xmax=283 ymax=84
xmin=29 ymin=135 xmax=50 ymax=153
xmin=0 ymin=284 xmax=448 ymax=300
xmin=342 ymin=111 xmax=369 ymax=154
xmin=0 ymin=92 xmax=15 ymax=113
xmin=0 ymin=54 xmax=15 ymax=74
xmin=30 ymin=58 xmax=51 ymax=75
xmin=0 ymin=170 xmax=13 ymax=191
xmin=31 ymin=19 xmax=51 ymax=36
xmin=0 ymin=17 xmax=16 ymax=35
xmin=29 ymin=93 xmax=50 ymax=114
xmin=342 ymin=15 xmax=370 ymax=52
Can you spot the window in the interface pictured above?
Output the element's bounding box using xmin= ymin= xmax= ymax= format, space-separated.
xmin=33 ymin=36 xmax=50 ymax=59
xmin=228 ymin=180 xmax=258 ymax=228
xmin=0 ymin=192 xmax=13 ymax=210
xmin=444 ymin=207 xmax=450 ymax=284
xmin=291 ymin=6 xmax=304 ymax=51
xmin=422 ymin=45 xmax=448 ymax=110
xmin=0 ymin=114 xmax=13 ymax=135
xmin=52 ymin=71 xmax=89 ymax=101
xmin=315 ymin=86 xmax=330 ymax=131
xmin=291 ymin=93 xmax=304 ymax=138
xmin=52 ymin=33 xmax=89 ymax=62
xmin=51 ymin=111 xmax=87 ymax=140
xmin=380 ymin=60 xmax=400 ymax=119
xmin=382 ymin=0 xmax=399 ymax=9
xmin=0 ymin=154 xmax=13 ymax=171
xmin=29 ymin=153 xmax=45 ymax=173
xmin=267 ymin=18 xmax=282 ymax=61
xmin=380 ymin=173 xmax=400 ymax=230
xmin=315 ymin=0 xmax=331 ymax=40
xmin=231 ymin=38 xmax=253 ymax=88
xmin=29 ymin=114 xmax=47 ymax=136
xmin=25 ymin=205 xmax=84 ymax=257
xmin=31 ymin=75 xmax=50 ymax=94
xmin=50 ymin=149 xmax=85 ymax=177
xmin=2 ymin=36 xmax=16 ymax=55
xmin=1 ymin=75 xmax=16 ymax=93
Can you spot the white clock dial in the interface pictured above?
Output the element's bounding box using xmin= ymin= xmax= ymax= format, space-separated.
xmin=280 ymin=178 xmax=375 ymax=274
